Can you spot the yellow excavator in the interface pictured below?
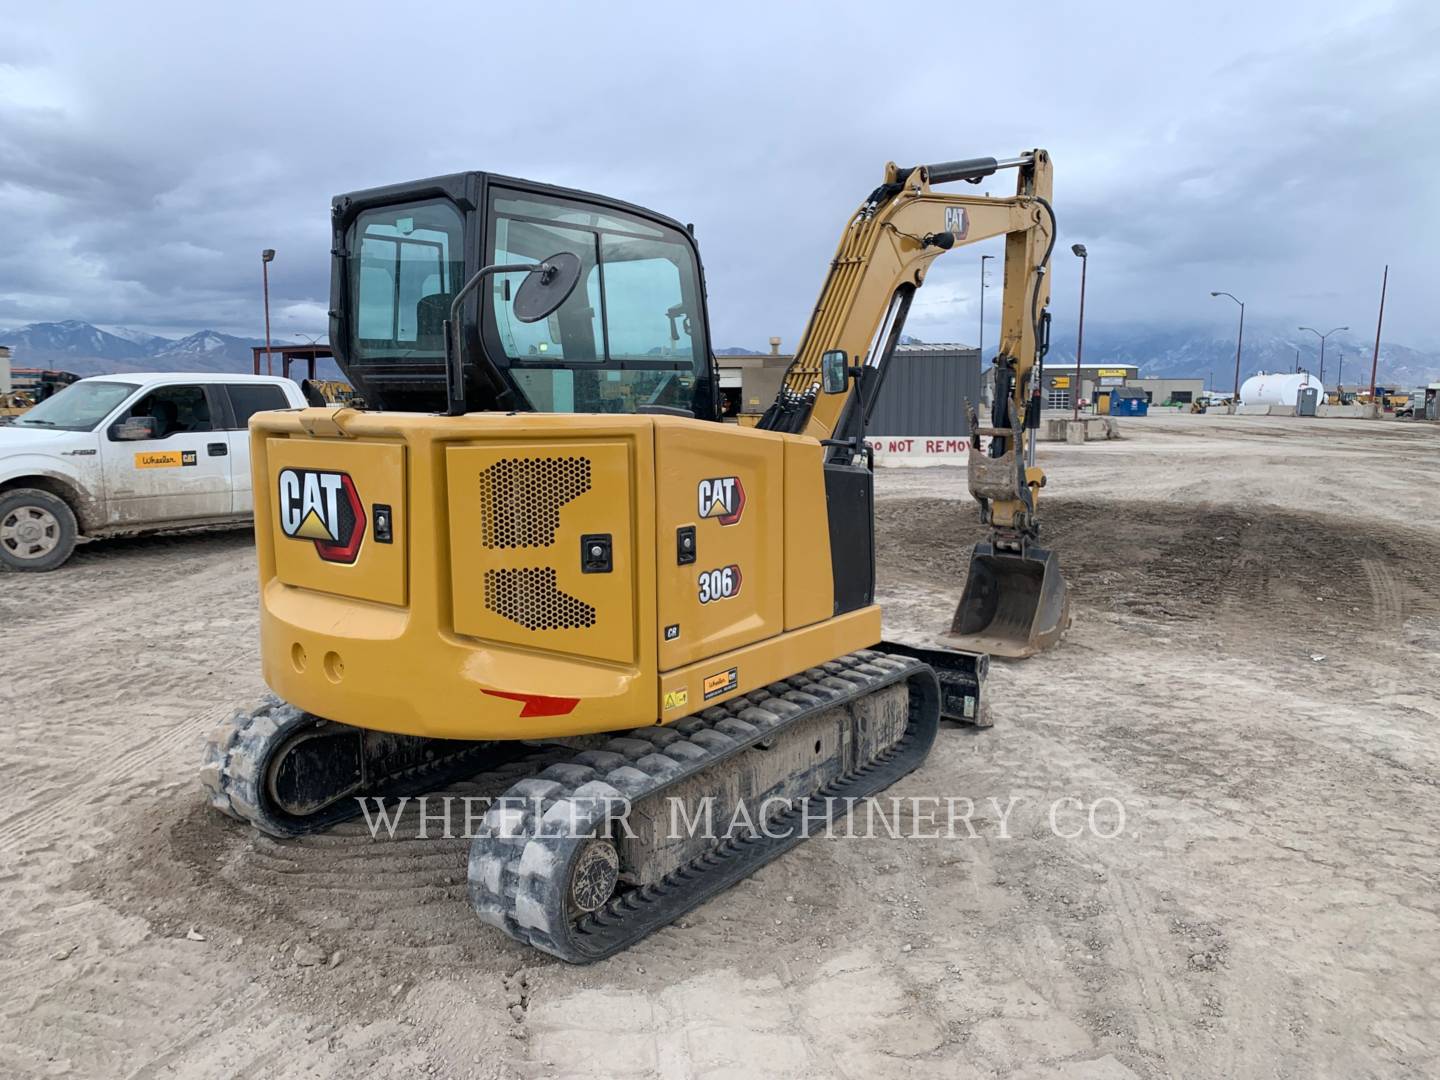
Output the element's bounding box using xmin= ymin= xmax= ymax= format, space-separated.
xmin=201 ymin=150 xmax=1067 ymax=962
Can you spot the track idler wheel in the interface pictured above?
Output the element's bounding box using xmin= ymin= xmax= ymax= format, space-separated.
xmin=569 ymin=839 xmax=620 ymax=915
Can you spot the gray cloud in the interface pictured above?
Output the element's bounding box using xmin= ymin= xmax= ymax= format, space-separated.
xmin=0 ymin=1 xmax=1433 ymax=351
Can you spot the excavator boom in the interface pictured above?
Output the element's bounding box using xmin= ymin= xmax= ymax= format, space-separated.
xmin=761 ymin=150 xmax=1069 ymax=657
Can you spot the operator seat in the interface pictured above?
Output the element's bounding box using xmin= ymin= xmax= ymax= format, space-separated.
xmin=416 ymin=292 xmax=453 ymax=350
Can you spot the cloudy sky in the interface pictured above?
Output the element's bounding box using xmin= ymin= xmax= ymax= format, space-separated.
xmin=2 ymin=1 xmax=1436 ymax=351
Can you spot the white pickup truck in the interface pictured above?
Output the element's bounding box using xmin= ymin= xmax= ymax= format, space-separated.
xmin=0 ymin=372 xmax=307 ymax=570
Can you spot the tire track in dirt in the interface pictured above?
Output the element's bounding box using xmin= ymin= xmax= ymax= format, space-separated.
xmin=0 ymin=700 xmax=243 ymax=855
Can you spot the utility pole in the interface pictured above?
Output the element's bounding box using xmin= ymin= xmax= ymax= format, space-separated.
xmin=1369 ymin=264 xmax=1388 ymax=398
xmin=1071 ymin=244 xmax=1088 ymax=419
xmin=1211 ymin=291 xmax=1244 ymax=408
xmin=1299 ymin=325 xmax=1347 ymax=390
xmin=261 ymin=249 xmax=277 ymax=376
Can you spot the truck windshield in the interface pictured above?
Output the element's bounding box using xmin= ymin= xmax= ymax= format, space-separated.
xmin=348 ymin=199 xmax=465 ymax=362
xmin=489 ymin=191 xmax=706 ymax=414
xmin=15 ymin=381 xmax=137 ymax=431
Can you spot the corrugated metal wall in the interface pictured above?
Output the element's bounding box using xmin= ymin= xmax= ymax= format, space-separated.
xmin=866 ymin=345 xmax=979 ymax=435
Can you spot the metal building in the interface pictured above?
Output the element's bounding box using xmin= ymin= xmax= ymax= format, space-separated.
xmin=717 ymin=338 xmax=794 ymax=423
xmin=1126 ymin=376 xmax=1205 ymax=405
xmin=868 ymin=343 xmax=981 ymax=436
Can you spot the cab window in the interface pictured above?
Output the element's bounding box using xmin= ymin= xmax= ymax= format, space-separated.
xmin=488 ymin=191 xmax=707 ymax=414
xmin=349 ymin=200 xmax=464 ymax=361
xmin=224 ymin=384 xmax=290 ymax=428
xmin=492 ymin=215 xmax=602 ymax=362
xmin=110 ymin=385 xmax=214 ymax=440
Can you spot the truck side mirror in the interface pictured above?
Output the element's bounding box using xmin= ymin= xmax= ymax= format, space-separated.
xmin=113 ymin=416 xmax=158 ymax=441
xmin=821 ymin=350 xmax=850 ymax=394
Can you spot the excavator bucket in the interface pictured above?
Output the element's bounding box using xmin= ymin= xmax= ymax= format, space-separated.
xmin=946 ymin=541 xmax=1070 ymax=659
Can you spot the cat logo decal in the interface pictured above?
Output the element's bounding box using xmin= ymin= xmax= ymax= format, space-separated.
xmin=277 ymin=468 xmax=366 ymax=564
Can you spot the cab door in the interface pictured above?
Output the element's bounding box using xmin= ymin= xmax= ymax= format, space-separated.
xmin=220 ymin=383 xmax=294 ymax=513
xmin=101 ymin=383 xmax=233 ymax=524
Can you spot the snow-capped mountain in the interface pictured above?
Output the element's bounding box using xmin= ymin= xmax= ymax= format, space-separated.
xmin=0 ymin=321 xmax=318 ymax=376
xmin=150 ymin=330 xmax=262 ymax=370
xmin=100 ymin=326 xmax=174 ymax=351
xmin=1041 ymin=322 xmax=1440 ymax=390
xmin=0 ymin=320 xmax=152 ymax=364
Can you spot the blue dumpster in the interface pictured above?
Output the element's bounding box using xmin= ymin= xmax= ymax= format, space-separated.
xmin=1111 ymin=394 xmax=1149 ymax=417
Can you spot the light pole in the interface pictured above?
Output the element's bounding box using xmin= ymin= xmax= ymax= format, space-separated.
xmin=1211 ymin=291 xmax=1245 ymax=408
xmin=1298 ymin=325 xmax=1347 ymax=389
xmin=978 ymin=254 xmax=994 ymax=366
xmin=1071 ymin=244 xmax=1088 ymax=419
xmin=261 ymin=249 xmax=276 ymax=376
xmin=1369 ymin=265 xmax=1388 ymax=400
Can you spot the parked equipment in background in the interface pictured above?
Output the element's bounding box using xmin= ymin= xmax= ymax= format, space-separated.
xmin=0 ymin=369 xmax=80 ymax=423
xmin=298 ymin=378 xmax=357 ymax=406
xmin=201 ymin=151 xmax=1061 ymax=963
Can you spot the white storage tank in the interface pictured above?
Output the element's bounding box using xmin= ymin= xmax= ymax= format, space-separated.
xmin=1239 ymin=372 xmax=1325 ymax=407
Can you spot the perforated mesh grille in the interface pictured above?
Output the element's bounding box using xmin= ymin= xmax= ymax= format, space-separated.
xmin=478 ymin=456 xmax=591 ymax=549
xmin=484 ymin=567 xmax=597 ymax=631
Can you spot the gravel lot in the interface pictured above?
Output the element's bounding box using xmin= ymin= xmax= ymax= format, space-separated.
xmin=3 ymin=412 xmax=1438 ymax=1079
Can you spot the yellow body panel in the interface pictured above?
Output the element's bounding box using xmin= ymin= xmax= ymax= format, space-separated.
xmin=782 ymin=437 xmax=834 ymax=629
xmin=657 ymin=605 xmax=881 ymax=719
xmin=267 ymin=436 xmax=408 ymax=606
xmin=447 ymin=439 xmax=638 ymax=665
xmin=251 ymin=407 xmax=879 ymax=741
xmin=653 ymin=418 xmax=785 ymax=669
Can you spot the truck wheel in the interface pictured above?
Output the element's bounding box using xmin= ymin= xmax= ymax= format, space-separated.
xmin=0 ymin=488 xmax=79 ymax=571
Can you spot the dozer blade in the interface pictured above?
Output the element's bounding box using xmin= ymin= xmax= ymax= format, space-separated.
xmin=945 ymin=541 xmax=1070 ymax=659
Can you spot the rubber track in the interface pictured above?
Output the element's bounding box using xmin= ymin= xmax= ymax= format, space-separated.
xmin=200 ymin=694 xmax=511 ymax=838
xmin=467 ymin=650 xmax=940 ymax=963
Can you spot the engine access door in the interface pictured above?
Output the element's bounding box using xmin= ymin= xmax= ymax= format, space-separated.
xmin=654 ymin=421 xmax=784 ymax=671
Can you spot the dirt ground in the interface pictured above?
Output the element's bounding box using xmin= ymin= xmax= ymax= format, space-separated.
xmin=3 ymin=412 xmax=1438 ymax=1079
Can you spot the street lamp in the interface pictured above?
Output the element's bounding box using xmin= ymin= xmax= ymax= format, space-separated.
xmin=978 ymin=254 xmax=994 ymax=366
xmin=1071 ymin=244 xmax=1088 ymax=419
xmin=261 ymin=249 xmax=276 ymax=376
xmin=1210 ymin=291 xmax=1245 ymax=408
xmin=1298 ymin=325 xmax=1347 ymax=389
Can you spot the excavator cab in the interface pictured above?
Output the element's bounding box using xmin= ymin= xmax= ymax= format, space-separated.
xmin=331 ymin=171 xmax=720 ymax=419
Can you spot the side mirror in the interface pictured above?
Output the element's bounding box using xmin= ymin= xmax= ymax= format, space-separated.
xmin=513 ymin=251 xmax=583 ymax=324
xmin=113 ymin=416 xmax=158 ymax=441
xmin=821 ymin=350 xmax=850 ymax=394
